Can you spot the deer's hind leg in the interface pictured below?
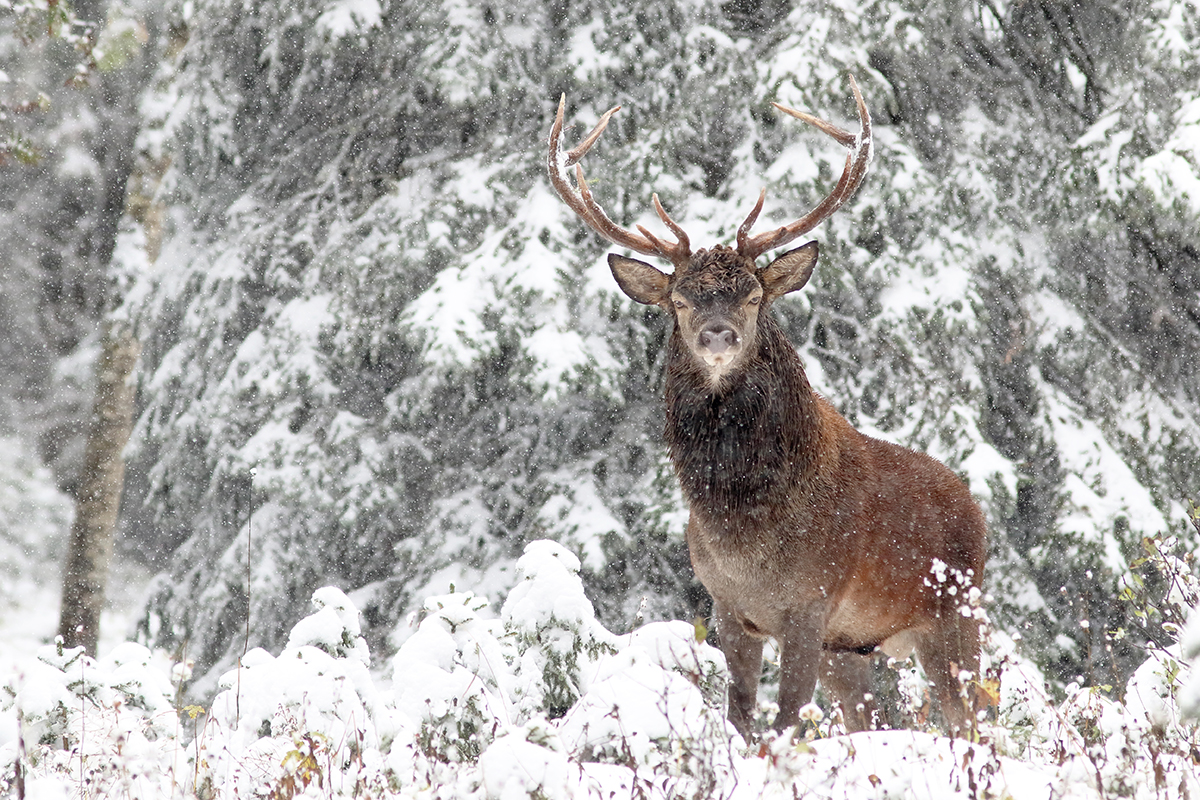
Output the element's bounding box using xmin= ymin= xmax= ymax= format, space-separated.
xmin=820 ymin=650 xmax=878 ymax=732
xmin=916 ymin=613 xmax=981 ymax=737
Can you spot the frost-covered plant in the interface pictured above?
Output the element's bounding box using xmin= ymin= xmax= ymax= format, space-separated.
xmin=984 ymin=621 xmax=1200 ymax=799
xmin=556 ymin=620 xmax=738 ymax=797
xmin=390 ymin=589 xmax=507 ymax=764
xmin=1120 ymin=533 xmax=1200 ymax=645
xmin=0 ymin=639 xmax=182 ymax=798
xmin=7 ymin=539 xmax=1200 ymax=798
xmin=500 ymin=541 xmax=618 ymax=719
xmin=190 ymin=586 xmax=389 ymax=797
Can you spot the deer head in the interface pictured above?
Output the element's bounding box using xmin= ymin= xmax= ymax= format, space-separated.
xmin=548 ymin=77 xmax=872 ymax=383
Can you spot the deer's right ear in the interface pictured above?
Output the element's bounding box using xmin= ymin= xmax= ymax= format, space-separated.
xmin=608 ymin=254 xmax=671 ymax=308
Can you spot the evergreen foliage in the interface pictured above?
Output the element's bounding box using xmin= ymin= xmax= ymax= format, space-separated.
xmin=0 ymin=0 xmax=159 ymax=486
xmin=107 ymin=0 xmax=1200 ymax=697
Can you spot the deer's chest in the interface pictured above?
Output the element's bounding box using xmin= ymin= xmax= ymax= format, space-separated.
xmin=686 ymin=514 xmax=832 ymax=624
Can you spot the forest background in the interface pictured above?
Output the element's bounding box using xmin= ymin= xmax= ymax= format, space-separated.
xmin=1 ymin=0 xmax=1199 ymax=709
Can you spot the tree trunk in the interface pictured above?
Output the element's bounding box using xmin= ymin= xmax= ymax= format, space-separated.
xmin=57 ymin=321 xmax=140 ymax=655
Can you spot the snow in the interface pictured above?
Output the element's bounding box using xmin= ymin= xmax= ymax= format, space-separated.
xmin=403 ymin=184 xmax=623 ymax=401
xmin=878 ymin=254 xmax=977 ymax=323
xmin=0 ymin=438 xmax=70 ymax=645
xmin=1037 ymin=377 xmax=1171 ymax=568
xmin=1138 ymin=93 xmax=1200 ymax=216
xmin=1029 ymin=289 xmax=1087 ymax=343
xmin=316 ymin=0 xmax=381 ymax=40
xmin=536 ymin=466 xmax=626 ymax=572
xmin=4 ymin=536 xmax=1200 ymax=798
xmin=479 ymin=727 xmax=574 ymax=799
xmin=567 ymin=17 xmax=618 ymax=81
xmin=1182 ymin=602 xmax=1200 ymax=718
xmin=958 ymin=439 xmax=1020 ymax=502
xmin=55 ymin=145 xmax=99 ymax=179
xmin=403 ymin=252 xmax=500 ymax=367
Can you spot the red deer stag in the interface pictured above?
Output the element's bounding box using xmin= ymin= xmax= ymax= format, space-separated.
xmin=547 ymin=77 xmax=987 ymax=738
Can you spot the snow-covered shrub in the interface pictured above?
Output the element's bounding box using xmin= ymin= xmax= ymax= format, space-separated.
xmin=557 ymin=622 xmax=738 ymax=796
xmin=477 ymin=720 xmax=575 ymax=800
xmin=500 ymin=541 xmax=618 ymax=720
xmin=388 ymin=540 xmax=720 ymax=772
xmin=189 ymin=586 xmax=394 ymax=798
xmin=7 ymin=539 xmax=1200 ymax=798
xmin=986 ymin=621 xmax=1200 ymax=799
xmin=190 ymin=540 xmax=740 ymax=797
xmin=0 ymin=640 xmax=183 ymax=798
xmin=390 ymin=589 xmax=506 ymax=764
xmin=988 ymin=633 xmax=1062 ymax=757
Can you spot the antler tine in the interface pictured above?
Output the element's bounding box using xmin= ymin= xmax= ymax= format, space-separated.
xmin=564 ymin=101 xmax=620 ymax=168
xmin=771 ymin=104 xmax=858 ymax=148
xmin=548 ymin=94 xmax=692 ymax=268
xmin=738 ymin=75 xmax=873 ymax=261
xmin=645 ymin=193 xmax=690 ymax=256
xmin=548 ymin=95 xmax=612 ymax=235
xmin=735 ymin=188 xmax=767 ymax=252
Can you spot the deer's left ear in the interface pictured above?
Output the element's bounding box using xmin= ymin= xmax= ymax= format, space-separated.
xmin=759 ymin=241 xmax=819 ymax=301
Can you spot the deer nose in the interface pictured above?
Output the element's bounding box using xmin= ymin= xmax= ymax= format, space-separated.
xmin=699 ymin=325 xmax=738 ymax=354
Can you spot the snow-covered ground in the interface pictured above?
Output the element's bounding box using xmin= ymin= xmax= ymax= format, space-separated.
xmin=1 ymin=528 xmax=1199 ymax=798
xmin=3 ymin=433 xmax=1200 ymax=798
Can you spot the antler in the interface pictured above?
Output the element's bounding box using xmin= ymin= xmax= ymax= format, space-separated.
xmin=736 ymin=75 xmax=873 ymax=262
xmin=548 ymin=95 xmax=692 ymax=269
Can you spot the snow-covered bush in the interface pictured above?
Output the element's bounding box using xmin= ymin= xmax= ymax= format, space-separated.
xmin=499 ymin=541 xmax=619 ymax=720
xmin=391 ymin=589 xmax=507 ymax=764
xmin=6 ymin=539 xmax=1200 ymax=798
xmin=190 ymin=586 xmax=388 ymax=797
xmin=0 ymin=640 xmax=184 ymax=799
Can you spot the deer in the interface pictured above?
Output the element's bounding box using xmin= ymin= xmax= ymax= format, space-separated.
xmin=547 ymin=76 xmax=988 ymax=739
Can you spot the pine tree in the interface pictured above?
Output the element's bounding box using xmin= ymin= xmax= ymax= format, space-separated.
xmin=117 ymin=0 xmax=1200 ymax=694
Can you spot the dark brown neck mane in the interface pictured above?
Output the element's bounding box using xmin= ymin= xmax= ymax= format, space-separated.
xmin=663 ymin=313 xmax=821 ymax=522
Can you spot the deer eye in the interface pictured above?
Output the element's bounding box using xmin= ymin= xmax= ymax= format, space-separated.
xmin=673 ymin=299 xmax=687 ymax=310
xmin=747 ymin=296 xmax=761 ymax=306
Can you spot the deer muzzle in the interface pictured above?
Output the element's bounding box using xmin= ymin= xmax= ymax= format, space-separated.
xmin=698 ymin=324 xmax=740 ymax=366
xmin=700 ymin=326 xmax=738 ymax=353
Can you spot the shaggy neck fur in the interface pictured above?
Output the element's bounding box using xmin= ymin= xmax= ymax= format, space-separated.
xmin=664 ymin=311 xmax=821 ymax=524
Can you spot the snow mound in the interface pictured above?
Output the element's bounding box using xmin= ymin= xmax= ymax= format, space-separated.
xmin=2 ymin=540 xmax=1199 ymax=798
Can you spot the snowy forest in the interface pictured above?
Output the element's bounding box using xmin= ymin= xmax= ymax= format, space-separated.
xmin=3 ymin=0 xmax=1200 ymax=797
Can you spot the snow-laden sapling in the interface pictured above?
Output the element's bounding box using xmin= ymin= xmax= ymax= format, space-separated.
xmin=196 ymin=587 xmax=387 ymax=798
xmin=500 ymin=540 xmax=618 ymax=720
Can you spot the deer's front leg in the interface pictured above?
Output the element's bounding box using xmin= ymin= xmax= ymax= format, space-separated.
xmin=713 ymin=600 xmax=764 ymax=738
xmin=773 ymin=611 xmax=825 ymax=732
